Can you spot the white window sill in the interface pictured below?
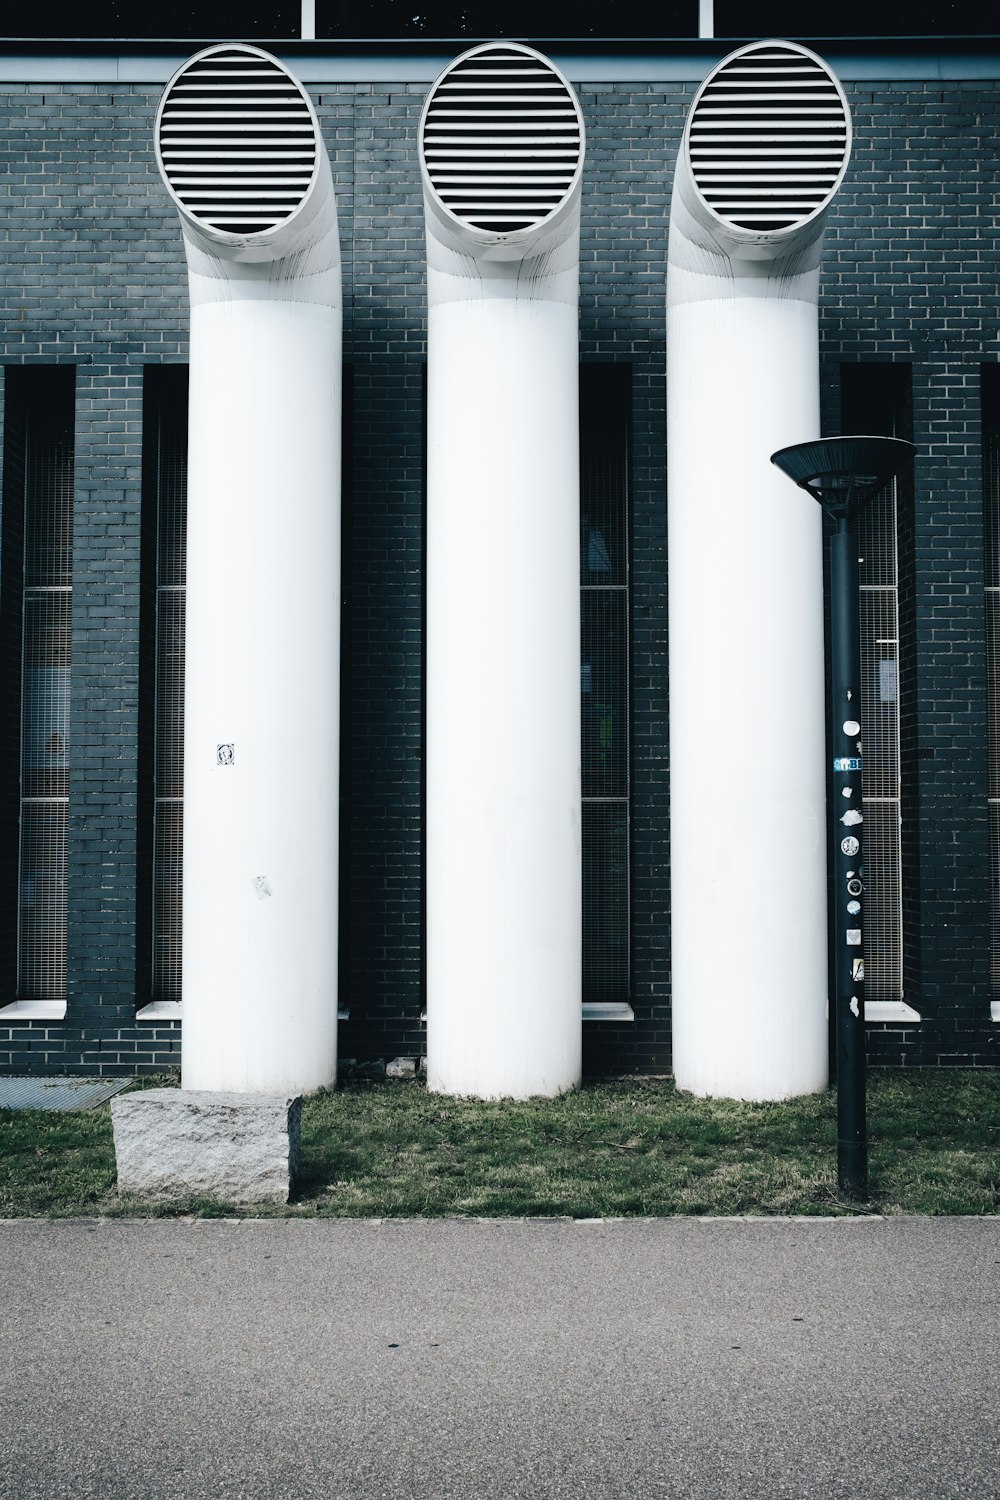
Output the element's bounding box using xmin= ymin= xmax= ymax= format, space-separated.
xmin=135 ymin=1001 xmax=182 ymax=1023
xmin=135 ymin=1002 xmax=351 ymax=1022
xmin=418 ymin=1005 xmax=635 ymax=1023
xmin=0 ymin=999 xmax=67 ymax=1022
xmin=865 ymin=1000 xmax=921 ymax=1023
xmin=582 ymin=1002 xmax=635 ymax=1022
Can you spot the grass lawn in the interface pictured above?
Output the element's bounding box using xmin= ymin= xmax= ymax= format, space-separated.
xmin=0 ymin=1070 xmax=997 ymax=1218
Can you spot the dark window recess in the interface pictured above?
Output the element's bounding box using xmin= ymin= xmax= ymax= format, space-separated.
xmin=580 ymin=365 xmax=631 ymax=1005
xmin=141 ymin=368 xmax=188 ymax=1006
xmin=982 ymin=364 xmax=1000 ymax=998
xmin=10 ymin=0 xmax=697 ymax=39
xmin=713 ymin=0 xmax=979 ymax=38
xmin=6 ymin=2 xmax=301 ymax=39
xmin=320 ymin=2 xmax=697 ymax=39
xmin=9 ymin=1 xmax=981 ymax=40
xmin=840 ymin=363 xmax=913 ymax=1004
xmin=0 ymin=369 xmax=75 ymax=1004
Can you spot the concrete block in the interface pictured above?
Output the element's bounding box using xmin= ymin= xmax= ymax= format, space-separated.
xmin=111 ymin=1090 xmax=301 ymax=1204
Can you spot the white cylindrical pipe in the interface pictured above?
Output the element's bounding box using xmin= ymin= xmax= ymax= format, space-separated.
xmin=421 ymin=42 xmax=585 ymax=1098
xmin=155 ymin=44 xmax=342 ymax=1093
xmin=666 ymin=40 xmax=853 ymax=1100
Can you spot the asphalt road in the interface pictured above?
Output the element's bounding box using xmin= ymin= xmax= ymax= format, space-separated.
xmin=2 ymin=1216 xmax=998 ymax=1500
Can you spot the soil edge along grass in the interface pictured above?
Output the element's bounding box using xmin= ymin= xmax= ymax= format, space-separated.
xmin=0 ymin=1071 xmax=997 ymax=1219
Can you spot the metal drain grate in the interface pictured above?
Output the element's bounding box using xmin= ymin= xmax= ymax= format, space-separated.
xmin=688 ymin=42 xmax=850 ymax=233
xmin=421 ymin=43 xmax=583 ymax=233
xmin=0 ymin=1077 xmax=133 ymax=1112
xmin=157 ymin=44 xmax=318 ymax=236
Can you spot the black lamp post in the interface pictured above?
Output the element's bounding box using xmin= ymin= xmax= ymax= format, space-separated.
xmin=770 ymin=436 xmax=915 ymax=1199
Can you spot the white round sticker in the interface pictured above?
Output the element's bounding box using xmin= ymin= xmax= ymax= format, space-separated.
xmin=841 ymin=835 xmax=860 ymax=856
xmin=843 ymin=720 xmax=860 ymax=736
xmin=847 ymin=900 xmax=861 ymax=915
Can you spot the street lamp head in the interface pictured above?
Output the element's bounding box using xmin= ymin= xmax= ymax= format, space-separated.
xmin=770 ymin=436 xmax=915 ymax=519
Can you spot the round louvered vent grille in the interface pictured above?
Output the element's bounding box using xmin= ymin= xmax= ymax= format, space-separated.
xmin=158 ymin=46 xmax=318 ymax=236
xmin=422 ymin=44 xmax=583 ymax=234
xmin=688 ymin=43 xmax=849 ymax=233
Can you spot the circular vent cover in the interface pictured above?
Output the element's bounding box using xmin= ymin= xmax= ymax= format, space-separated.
xmin=421 ymin=42 xmax=584 ymax=235
xmin=687 ymin=41 xmax=851 ymax=234
xmin=157 ymin=44 xmax=319 ymax=238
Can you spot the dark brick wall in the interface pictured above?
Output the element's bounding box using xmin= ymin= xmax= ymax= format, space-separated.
xmin=820 ymin=80 xmax=1000 ymax=1068
xmin=579 ymin=84 xmax=683 ymax=1073
xmin=337 ymin=83 xmax=426 ymax=1066
xmin=0 ymin=64 xmax=998 ymax=1074
xmin=0 ymin=372 xmax=25 ymax=1005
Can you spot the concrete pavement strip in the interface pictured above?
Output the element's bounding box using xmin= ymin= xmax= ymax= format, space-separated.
xmin=2 ymin=1216 xmax=997 ymax=1500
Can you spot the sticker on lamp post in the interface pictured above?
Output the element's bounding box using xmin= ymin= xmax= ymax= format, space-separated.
xmin=841 ymin=835 xmax=860 ymax=857
xmin=217 ymin=743 xmax=235 ymax=766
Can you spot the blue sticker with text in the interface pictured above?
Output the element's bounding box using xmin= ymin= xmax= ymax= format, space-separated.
xmin=833 ymin=757 xmax=862 ymax=772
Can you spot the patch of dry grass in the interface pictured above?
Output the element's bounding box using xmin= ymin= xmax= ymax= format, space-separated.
xmin=0 ymin=1070 xmax=997 ymax=1217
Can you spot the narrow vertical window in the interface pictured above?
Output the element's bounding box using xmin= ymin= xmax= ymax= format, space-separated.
xmin=982 ymin=364 xmax=1000 ymax=999
xmin=1 ymin=369 xmax=76 ymax=1006
xmin=145 ymin=368 xmax=187 ymax=1005
xmin=580 ymin=365 xmax=630 ymax=1009
xmin=841 ymin=364 xmax=913 ymax=1003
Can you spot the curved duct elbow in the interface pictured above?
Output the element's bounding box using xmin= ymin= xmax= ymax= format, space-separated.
xmin=156 ymin=42 xmax=339 ymax=286
xmin=420 ymin=40 xmax=585 ymax=271
xmin=670 ymin=39 xmax=851 ymax=293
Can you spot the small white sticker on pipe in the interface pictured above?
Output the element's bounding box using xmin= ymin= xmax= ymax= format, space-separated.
xmin=840 ymin=809 xmax=863 ymax=827
xmin=846 ymin=928 xmax=862 ymax=945
xmin=843 ymin=719 xmax=861 ymax=736
xmin=850 ymin=996 xmax=860 ymax=1017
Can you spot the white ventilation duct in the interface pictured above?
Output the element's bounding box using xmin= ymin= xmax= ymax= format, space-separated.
xmin=421 ymin=42 xmax=585 ymax=1098
xmin=666 ymin=40 xmax=852 ymax=1100
xmin=155 ymin=44 xmax=341 ymax=1093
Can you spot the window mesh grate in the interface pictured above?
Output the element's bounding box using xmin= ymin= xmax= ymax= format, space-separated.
xmin=983 ymin=365 xmax=1000 ymax=995
xmin=422 ymin=44 xmax=583 ymax=233
xmin=580 ymin=366 xmax=630 ymax=1005
xmin=150 ymin=377 xmax=187 ymax=1004
xmin=856 ymin=466 xmax=903 ymax=1003
xmin=157 ymin=45 xmax=318 ymax=235
xmin=17 ymin=377 xmax=74 ymax=1003
xmin=845 ymin=366 xmax=910 ymax=1004
xmin=688 ymin=44 xmax=849 ymax=232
